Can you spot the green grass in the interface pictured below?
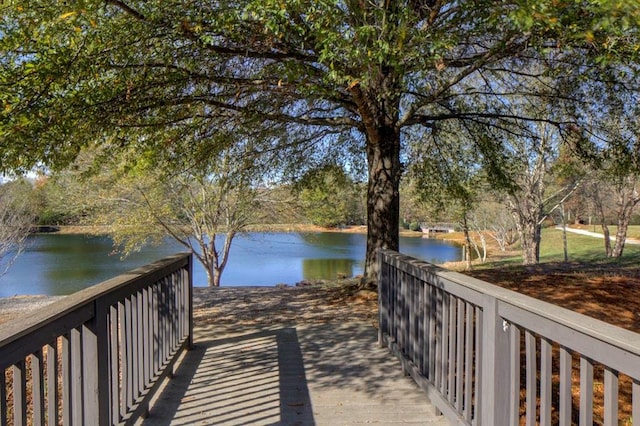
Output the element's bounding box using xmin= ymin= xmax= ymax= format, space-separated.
xmin=484 ymin=227 xmax=640 ymax=269
xmin=570 ymin=224 xmax=640 ymax=239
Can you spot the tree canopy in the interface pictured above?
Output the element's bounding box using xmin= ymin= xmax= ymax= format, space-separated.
xmin=1 ymin=1 xmax=638 ymax=282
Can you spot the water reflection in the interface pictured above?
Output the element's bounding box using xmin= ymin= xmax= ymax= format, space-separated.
xmin=302 ymin=258 xmax=356 ymax=281
xmin=0 ymin=232 xmax=462 ymax=296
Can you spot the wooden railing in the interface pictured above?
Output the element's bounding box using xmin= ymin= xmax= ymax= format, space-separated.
xmin=0 ymin=253 xmax=193 ymax=426
xmin=378 ymin=250 xmax=640 ymax=425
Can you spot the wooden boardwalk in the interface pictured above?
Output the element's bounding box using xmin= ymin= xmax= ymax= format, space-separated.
xmin=140 ymin=321 xmax=448 ymax=425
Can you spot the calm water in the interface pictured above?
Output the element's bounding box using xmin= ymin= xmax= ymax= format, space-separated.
xmin=0 ymin=232 xmax=462 ymax=296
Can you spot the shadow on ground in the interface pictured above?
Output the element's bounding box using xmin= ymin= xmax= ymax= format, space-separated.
xmin=143 ymin=328 xmax=314 ymax=425
xmin=143 ymin=322 xmax=439 ymax=425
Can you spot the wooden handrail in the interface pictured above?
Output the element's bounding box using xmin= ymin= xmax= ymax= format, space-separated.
xmin=1 ymin=252 xmax=193 ymax=426
xmin=378 ymin=250 xmax=640 ymax=425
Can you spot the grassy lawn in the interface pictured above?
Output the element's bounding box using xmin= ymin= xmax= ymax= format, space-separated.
xmin=568 ymin=223 xmax=640 ymax=240
xmin=476 ymin=226 xmax=640 ymax=267
xmin=540 ymin=227 xmax=640 ymax=263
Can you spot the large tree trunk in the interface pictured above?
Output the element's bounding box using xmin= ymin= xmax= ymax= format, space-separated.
xmin=350 ymin=70 xmax=402 ymax=287
xmin=363 ymin=124 xmax=401 ymax=286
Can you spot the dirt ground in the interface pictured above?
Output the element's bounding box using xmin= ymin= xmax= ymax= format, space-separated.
xmin=192 ymin=282 xmax=378 ymax=327
xmin=466 ymin=262 xmax=640 ymax=333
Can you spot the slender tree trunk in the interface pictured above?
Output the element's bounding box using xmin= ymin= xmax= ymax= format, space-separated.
xmin=612 ymin=222 xmax=628 ymax=258
xmin=611 ymin=189 xmax=639 ymax=258
xmin=475 ymin=231 xmax=487 ymax=263
xmin=204 ymin=267 xmax=221 ymax=287
xmin=196 ymin=246 xmax=222 ymax=287
xmin=601 ymin=223 xmax=612 ymax=256
xmin=461 ymin=215 xmax=473 ymax=271
xmin=561 ymin=203 xmax=568 ymax=262
xmin=590 ymin=181 xmax=612 ymax=256
xmin=519 ymin=219 xmax=541 ymax=265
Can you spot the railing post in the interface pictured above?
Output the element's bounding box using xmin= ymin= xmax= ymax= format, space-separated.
xmin=378 ymin=250 xmax=390 ymax=347
xmin=480 ymin=295 xmax=511 ymax=426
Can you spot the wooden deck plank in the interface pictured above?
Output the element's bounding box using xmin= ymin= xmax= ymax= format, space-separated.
xmin=140 ymin=322 xmax=447 ymax=425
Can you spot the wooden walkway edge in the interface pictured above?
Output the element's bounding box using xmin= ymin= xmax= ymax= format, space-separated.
xmin=140 ymin=322 xmax=448 ymax=425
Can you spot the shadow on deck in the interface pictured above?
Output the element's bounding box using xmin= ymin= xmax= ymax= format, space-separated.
xmin=141 ymin=322 xmax=447 ymax=425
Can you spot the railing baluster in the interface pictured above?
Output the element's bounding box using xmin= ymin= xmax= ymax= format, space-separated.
xmin=82 ymin=321 xmax=98 ymax=424
xmin=163 ymin=280 xmax=170 ymax=365
xmin=152 ymin=283 xmax=159 ymax=376
xmin=474 ymin=305 xmax=483 ymax=424
xmin=525 ymin=330 xmax=536 ymax=426
xmin=408 ymin=274 xmax=415 ymax=365
xmin=118 ymin=300 xmax=127 ymax=419
xmin=428 ymin=285 xmax=437 ymax=384
xmin=71 ymin=327 xmax=82 ymax=425
xmin=13 ymin=360 xmax=26 ymax=426
xmin=440 ymin=291 xmax=449 ymax=395
xmin=125 ymin=296 xmax=134 ymax=412
xmin=580 ymin=356 xmax=594 ymax=425
xmin=603 ymin=368 xmax=619 ymax=426
xmin=387 ymin=265 xmax=394 ymax=344
xmin=46 ymin=340 xmax=58 ymax=426
xmin=171 ymin=275 xmax=178 ymax=352
xmin=420 ymin=281 xmax=431 ymax=381
xmin=400 ymin=271 xmax=407 ymax=358
xmin=32 ymin=349 xmax=45 ymax=425
xmin=447 ymin=295 xmax=455 ymax=403
xmin=159 ymin=281 xmax=166 ymax=367
xmin=416 ymin=277 xmax=424 ymax=374
xmin=540 ymin=338 xmax=552 ymax=426
xmin=509 ymin=324 xmax=520 ymax=425
xmin=109 ymin=305 xmax=120 ymax=424
xmin=1 ymin=367 xmax=6 ymax=425
xmin=144 ymin=286 xmax=151 ymax=388
xmin=131 ymin=292 xmax=140 ymax=400
xmin=167 ymin=278 xmax=173 ymax=356
xmin=455 ymin=298 xmax=464 ymax=410
xmin=140 ymin=289 xmax=147 ymax=393
xmin=62 ymin=332 xmax=71 ymax=425
xmin=633 ymin=379 xmax=640 ymax=426
xmin=463 ymin=302 xmax=473 ymax=422
xmin=559 ymin=346 xmax=572 ymax=426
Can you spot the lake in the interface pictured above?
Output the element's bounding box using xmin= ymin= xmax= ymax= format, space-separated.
xmin=0 ymin=232 xmax=462 ymax=297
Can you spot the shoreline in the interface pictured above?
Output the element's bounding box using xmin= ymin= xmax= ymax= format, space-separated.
xmin=46 ymin=223 xmax=430 ymax=238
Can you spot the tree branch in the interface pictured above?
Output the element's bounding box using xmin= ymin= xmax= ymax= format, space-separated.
xmin=104 ymin=0 xmax=146 ymax=21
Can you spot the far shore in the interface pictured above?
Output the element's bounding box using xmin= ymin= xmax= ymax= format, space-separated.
xmin=46 ymin=223 xmax=431 ymax=238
